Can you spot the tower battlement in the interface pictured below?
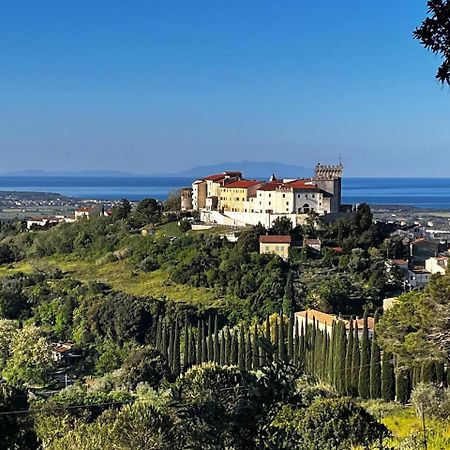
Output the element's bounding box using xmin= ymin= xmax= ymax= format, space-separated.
xmin=314 ymin=163 xmax=343 ymax=180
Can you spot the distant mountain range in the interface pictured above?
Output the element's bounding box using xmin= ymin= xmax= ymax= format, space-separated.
xmin=2 ymin=162 xmax=313 ymax=179
xmin=170 ymin=161 xmax=312 ymax=178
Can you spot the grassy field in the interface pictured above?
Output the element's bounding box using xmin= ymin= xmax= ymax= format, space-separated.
xmin=0 ymin=255 xmax=227 ymax=307
xmin=363 ymin=401 xmax=450 ymax=449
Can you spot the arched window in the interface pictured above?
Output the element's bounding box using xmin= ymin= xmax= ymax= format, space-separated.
xmin=303 ymin=203 xmax=311 ymax=213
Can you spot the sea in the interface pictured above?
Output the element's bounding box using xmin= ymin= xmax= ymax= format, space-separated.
xmin=0 ymin=176 xmax=450 ymax=209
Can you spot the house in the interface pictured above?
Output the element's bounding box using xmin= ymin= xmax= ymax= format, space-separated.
xmin=406 ymin=268 xmax=431 ymax=288
xmin=425 ymin=256 xmax=448 ymax=275
xmin=303 ymin=238 xmax=322 ymax=254
xmin=74 ymin=205 xmax=107 ymax=220
xmin=383 ymin=297 xmax=399 ymax=311
xmin=295 ymin=309 xmax=375 ymax=337
xmin=51 ymin=342 xmax=81 ymax=363
xmin=219 ymin=180 xmax=264 ymax=213
xmin=259 ymin=235 xmax=293 ymax=260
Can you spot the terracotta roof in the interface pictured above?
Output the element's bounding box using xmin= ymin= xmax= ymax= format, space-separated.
xmin=76 ymin=206 xmax=94 ymax=212
xmin=203 ymin=173 xmax=228 ymax=181
xmin=304 ymin=239 xmax=321 ymax=245
xmin=296 ymin=309 xmax=336 ymax=327
xmin=259 ymin=235 xmax=292 ymax=244
xmin=282 ymin=179 xmax=318 ymax=190
xmin=353 ymin=317 xmax=375 ymax=332
xmin=258 ymin=181 xmax=284 ymax=191
xmin=223 ymin=180 xmax=262 ymax=189
xmin=203 ymin=171 xmax=242 ymax=181
xmin=391 ymin=259 xmax=408 ymax=265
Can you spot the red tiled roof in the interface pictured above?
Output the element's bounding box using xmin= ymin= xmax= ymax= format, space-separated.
xmin=282 ymin=179 xmax=318 ymax=190
xmin=203 ymin=173 xmax=228 ymax=181
xmin=203 ymin=171 xmax=242 ymax=181
xmin=259 ymin=235 xmax=292 ymax=244
xmin=223 ymin=180 xmax=262 ymax=189
xmin=76 ymin=207 xmax=94 ymax=212
xmin=257 ymin=181 xmax=284 ymax=191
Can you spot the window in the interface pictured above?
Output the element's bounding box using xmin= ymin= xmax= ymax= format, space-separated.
xmin=305 ymin=194 xmax=308 ymax=198
xmin=286 ymin=208 xmax=289 ymax=212
xmin=286 ymin=201 xmax=289 ymax=205
xmin=297 ymin=194 xmax=300 ymax=199
xmin=269 ymin=193 xmax=271 ymax=197
xmin=268 ymin=202 xmax=271 ymax=205
xmin=312 ymin=194 xmax=315 ymax=198
xmin=282 ymin=194 xmax=285 ymax=198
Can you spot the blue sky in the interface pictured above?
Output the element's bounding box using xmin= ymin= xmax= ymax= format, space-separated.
xmin=0 ymin=0 xmax=449 ymax=177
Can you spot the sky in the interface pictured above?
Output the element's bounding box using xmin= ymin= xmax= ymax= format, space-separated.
xmin=0 ymin=0 xmax=449 ymax=177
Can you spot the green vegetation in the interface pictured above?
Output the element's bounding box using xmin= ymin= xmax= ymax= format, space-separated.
xmin=0 ymin=198 xmax=448 ymax=448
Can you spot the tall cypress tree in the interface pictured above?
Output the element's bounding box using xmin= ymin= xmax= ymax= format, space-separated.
xmin=238 ymin=326 xmax=245 ymax=370
xmin=359 ymin=313 xmax=370 ymax=399
xmin=298 ymin=322 xmax=305 ymax=372
xmin=293 ymin=317 xmax=300 ymax=367
xmin=351 ymin=322 xmax=360 ymax=396
xmin=220 ymin=331 xmax=226 ymax=366
xmin=225 ymin=328 xmax=232 ymax=365
xmin=189 ymin=327 xmax=196 ymax=366
xmin=252 ymin=323 xmax=259 ymax=369
xmin=345 ymin=319 xmax=354 ymax=394
xmin=421 ymin=361 xmax=436 ymax=383
xmin=265 ymin=314 xmax=272 ymax=364
xmin=201 ymin=321 xmax=207 ymax=363
xmin=207 ymin=316 xmax=213 ymax=361
xmin=168 ymin=322 xmax=174 ymax=371
xmin=278 ymin=313 xmax=286 ymax=362
xmin=173 ymin=320 xmax=181 ymax=376
xmin=246 ymin=330 xmax=253 ymax=370
xmin=396 ymin=361 xmax=410 ymax=404
xmin=287 ymin=312 xmax=294 ymax=362
xmin=283 ymin=270 xmax=295 ymax=314
xmin=381 ymin=351 xmax=395 ymax=402
xmin=196 ymin=320 xmax=202 ymax=364
xmin=335 ymin=321 xmax=347 ymax=394
xmin=161 ymin=321 xmax=168 ymax=359
xmin=231 ymin=332 xmax=238 ymax=365
xmin=213 ymin=316 xmax=220 ymax=363
xmin=370 ymin=312 xmax=381 ymax=399
xmin=155 ymin=316 xmax=162 ymax=352
xmin=183 ymin=315 xmax=189 ymax=372
xmin=435 ymin=361 xmax=445 ymax=385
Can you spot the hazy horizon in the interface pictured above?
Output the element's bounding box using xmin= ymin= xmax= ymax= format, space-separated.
xmin=2 ymin=1 xmax=449 ymax=177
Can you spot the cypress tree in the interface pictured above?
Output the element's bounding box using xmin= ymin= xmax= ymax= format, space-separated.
xmin=168 ymin=322 xmax=174 ymax=370
xmin=370 ymin=312 xmax=381 ymax=399
xmin=201 ymin=321 xmax=207 ymax=363
xmin=231 ymin=332 xmax=238 ymax=365
xmin=287 ymin=312 xmax=294 ymax=362
xmin=335 ymin=321 xmax=347 ymax=394
xmin=161 ymin=321 xmax=168 ymax=360
xmin=421 ymin=361 xmax=436 ymax=383
xmin=298 ymin=322 xmax=305 ymax=372
xmin=213 ymin=316 xmax=220 ymax=363
xmin=220 ymin=331 xmax=226 ymax=366
xmin=183 ymin=315 xmax=189 ymax=372
xmin=274 ymin=316 xmax=279 ymax=361
xmin=225 ymin=328 xmax=232 ymax=365
xmin=283 ymin=270 xmax=295 ymax=314
xmin=207 ymin=316 xmax=213 ymax=361
xmin=345 ymin=319 xmax=354 ymax=394
xmin=173 ymin=320 xmax=181 ymax=376
xmin=435 ymin=361 xmax=445 ymax=385
xmin=330 ymin=321 xmax=337 ymax=386
xmin=189 ymin=327 xmax=196 ymax=366
xmin=278 ymin=313 xmax=286 ymax=362
xmin=252 ymin=323 xmax=259 ymax=369
xmin=238 ymin=326 xmax=245 ymax=370
xmin=381 ymin=351 xmax=395 ymax=402
xmin=303 ymin=314 xmax=309 ymax=373
xmin=246 ymin=330 xmax=252 ymax=370
xmin=293 ymin=317 xmax=300 ymax=367
xmin=155 ymin=316 xmax=162 ymax=352
xmin=351 ymin=322 xmax=360 ymax=395
xmin=359 ymin=313 xmax=370 ymax=399
xmin=265 ymin=314 xmax=272 ymax=364
xmin=396 ymin=362 xmax=410 ymax=404
xmin=196 ymin=320 xmax=202 ymax=364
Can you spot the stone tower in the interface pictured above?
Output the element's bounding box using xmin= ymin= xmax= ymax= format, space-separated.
xmin=313 ymin=163 xmax=343 ymax=213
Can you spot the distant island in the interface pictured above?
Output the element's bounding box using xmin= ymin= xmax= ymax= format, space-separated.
xmin=2 ymin=161 xmax=313 ymax=179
